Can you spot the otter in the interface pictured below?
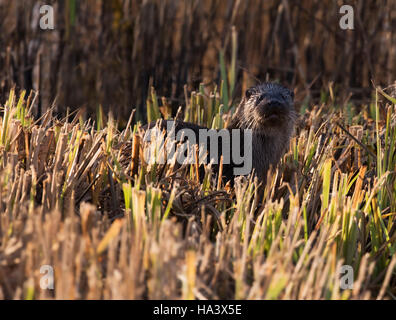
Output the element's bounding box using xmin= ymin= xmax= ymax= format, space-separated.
xmin=142 ymin=82 xmax=296 ymax=185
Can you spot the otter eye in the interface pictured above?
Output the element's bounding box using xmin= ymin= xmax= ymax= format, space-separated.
xmin=282 ymin=89 xmax=294 ymax=101
xmin=256 ymin=94 xmax=265 ymax=103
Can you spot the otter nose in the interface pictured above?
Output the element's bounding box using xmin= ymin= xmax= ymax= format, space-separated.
xmin=265 ymin=100 xmax=284 ymax=114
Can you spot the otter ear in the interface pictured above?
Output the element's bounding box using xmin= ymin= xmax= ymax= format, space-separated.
xmin=245 ymin=87 xmax=255 ymax=99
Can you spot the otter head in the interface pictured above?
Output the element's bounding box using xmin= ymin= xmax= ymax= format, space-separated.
xmin=239 ymin=82 xmax=296 ymax=136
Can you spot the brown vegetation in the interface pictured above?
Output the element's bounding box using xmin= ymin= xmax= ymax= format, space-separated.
xmin=0 ymin=0 xmax=395 ymax=119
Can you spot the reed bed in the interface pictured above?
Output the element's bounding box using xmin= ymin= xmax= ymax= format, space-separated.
xmin=1 ymin=0 xmax=395 ymax=119
xmin=0 ymin=81 xmax=395 ymax=300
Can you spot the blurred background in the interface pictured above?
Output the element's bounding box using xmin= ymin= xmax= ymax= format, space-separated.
xmin=0 ymin=0 xmax=395 ymax=121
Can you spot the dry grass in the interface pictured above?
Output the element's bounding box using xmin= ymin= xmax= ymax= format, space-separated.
xmin=0 ymin=82 xmax=395 ymax=300
xmin=1 ymin=0 xmax=395 ymax=119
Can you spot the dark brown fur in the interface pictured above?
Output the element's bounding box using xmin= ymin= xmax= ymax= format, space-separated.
xmin=142 ymin=82 xmax=297 ymax=184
